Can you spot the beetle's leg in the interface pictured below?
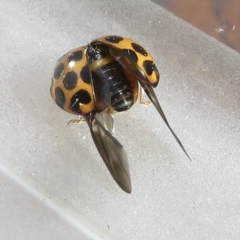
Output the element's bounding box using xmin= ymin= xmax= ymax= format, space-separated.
xmin=67 ymin=116 xmax=86 ymax=125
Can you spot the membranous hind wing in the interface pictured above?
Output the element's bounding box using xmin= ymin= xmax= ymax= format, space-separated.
xmin=85 ymin=111 xmax=132 ymax=193
xmin=109 ymin=47 xmax=191 ymax=160
xmin=85 ymin=43 xmax=131 ymax=193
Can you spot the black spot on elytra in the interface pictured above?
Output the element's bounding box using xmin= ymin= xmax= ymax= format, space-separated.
xmin=54 ymin=63 xmax=64 ymax=79
xmin=105 ymin=36 xmax=124 ymax=43
xmin=68 ymin=50 xmax=83 ymax=62
xmin=55 ymin=87 xmax=65 ymax=108
xmin=63 ymin=71 xmax=78 ymax=90
xmin=70 ymin=90 xmax=91 ymax=113
xmin=131 ymin=43 xmax=148 ymax=56
xmin=152 ymin=63 xmax=160 ymax=81
xmin=122 ymin=49 xmax=138 ymax=63
xmin=80 ymin=65 xmax=92 ymax=84
xmin=143 ymin=60 xmax=159 ymax=87
xmin=143 ymin=60 xmax=154 ymax=75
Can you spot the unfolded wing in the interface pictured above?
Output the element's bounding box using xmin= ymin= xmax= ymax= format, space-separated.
xmin=110 ymin=48 xmax=191 ymax=160
xmin=85 ymin=112 xmax=132 ymax=193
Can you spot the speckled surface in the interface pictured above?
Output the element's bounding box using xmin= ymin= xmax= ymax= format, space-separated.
xmin=153 ymin=0 xmax=240 ymax=53
xmin=0 ymin=0 xmax=240 ymax=239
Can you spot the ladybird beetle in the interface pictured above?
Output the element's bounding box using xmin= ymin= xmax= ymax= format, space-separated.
xmin=50 ymin=35 xmax=190 ymax=193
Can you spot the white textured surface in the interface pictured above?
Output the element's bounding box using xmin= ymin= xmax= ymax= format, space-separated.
xmin=1 ymin=0 xmax=240 ymax=239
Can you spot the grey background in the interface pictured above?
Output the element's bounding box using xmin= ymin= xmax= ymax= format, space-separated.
xmin=0 ymin=0 xmax=239 ymax=239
